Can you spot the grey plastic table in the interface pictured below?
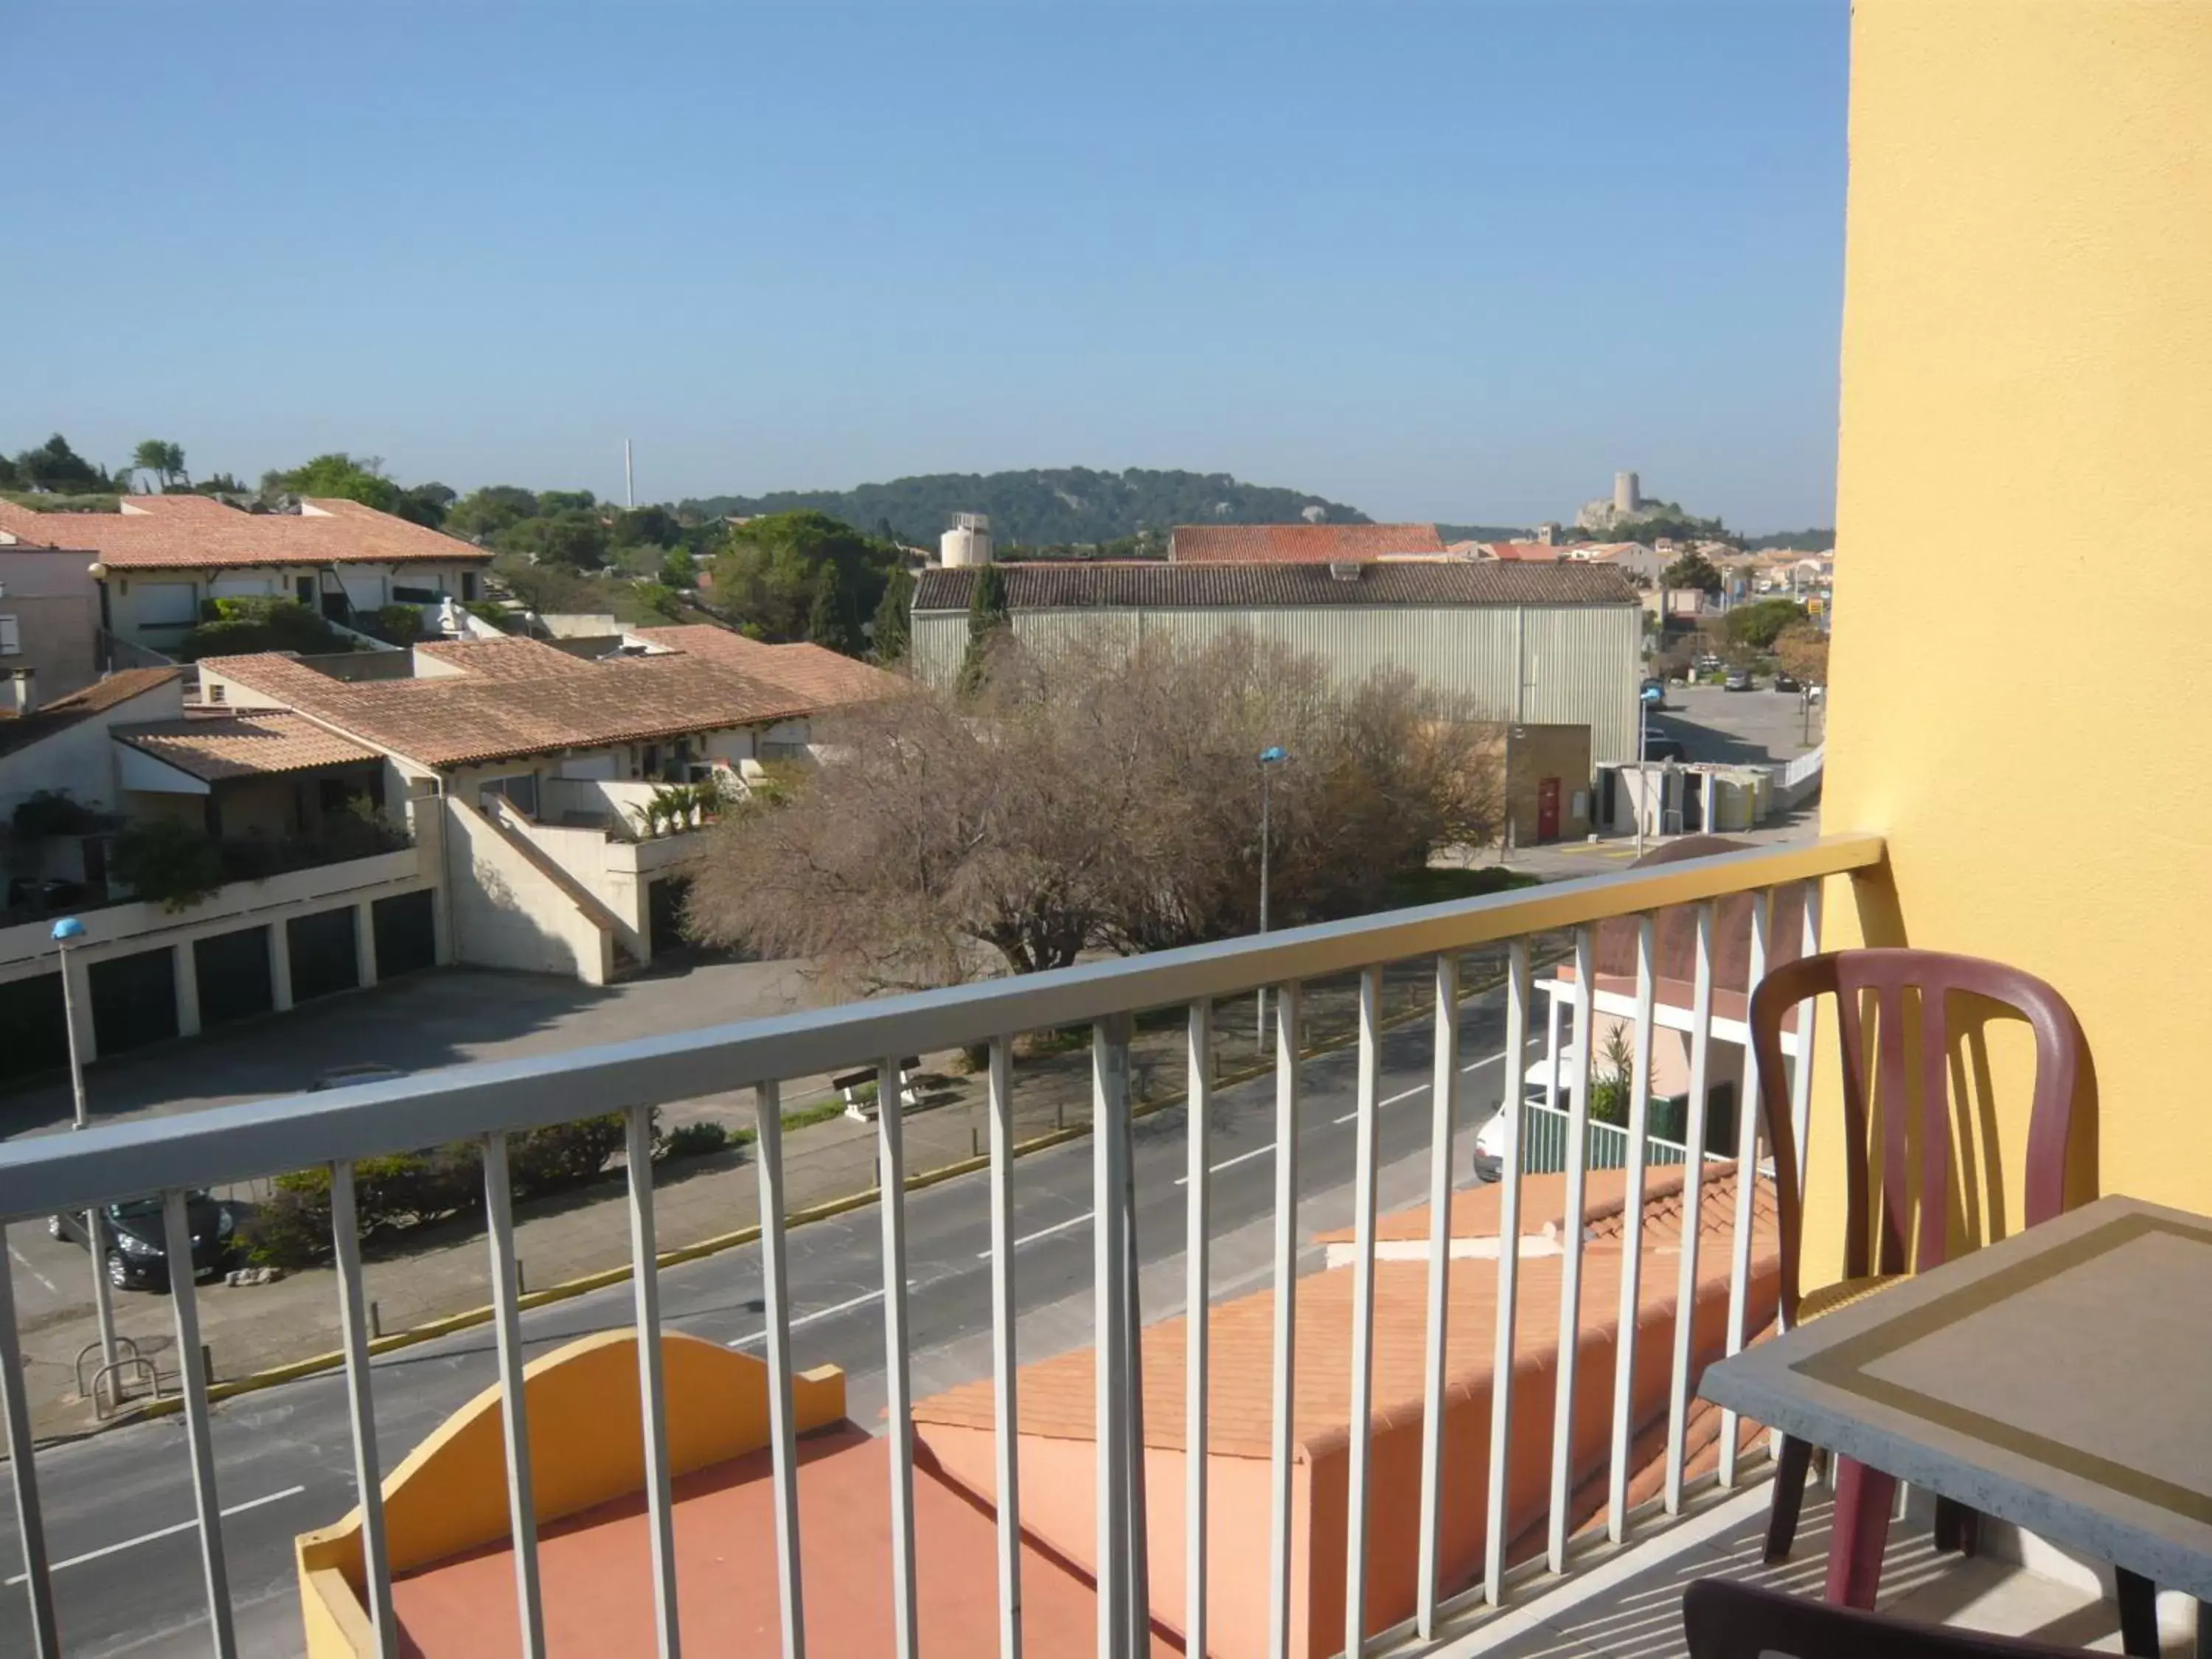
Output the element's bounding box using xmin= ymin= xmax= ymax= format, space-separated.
xmin=1700 ymin=1194 xmax=2212 ymax=1649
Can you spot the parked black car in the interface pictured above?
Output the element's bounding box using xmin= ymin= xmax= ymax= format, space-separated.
xmin=1773 ymin=672 xmax=1801 ymax=692
xmin=48 ymin=1191 xmax=234 ymax=1290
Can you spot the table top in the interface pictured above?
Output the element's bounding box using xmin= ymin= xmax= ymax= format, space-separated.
xmin=1699 ymin=1193 xmax=2212 ymax=1601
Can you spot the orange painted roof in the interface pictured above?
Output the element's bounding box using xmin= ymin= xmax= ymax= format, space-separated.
xmin=389 ymin=1424 xmax=1175 ymax=1658
xmin=0 ymin=494 xmax=487 ymax=571
xmin=911 ymin=1196 xmax=1775 ymax=1463
xmin=1169 ymin=522 xmax=1444 ymax=563
xmin=1311 ymin=1164 xmax=1770 ymax=1247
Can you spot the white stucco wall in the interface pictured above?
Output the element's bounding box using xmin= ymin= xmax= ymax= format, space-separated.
xmin=103 ymin=562 xmax=487 ymax=651
xmin=440 ymin=797 xmax=614 ymax=984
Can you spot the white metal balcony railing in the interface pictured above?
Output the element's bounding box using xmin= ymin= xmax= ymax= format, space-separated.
xmin=0 ymin=832 xmax=1885 ymax=1659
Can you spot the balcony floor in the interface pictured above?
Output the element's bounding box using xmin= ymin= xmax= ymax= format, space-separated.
xmin=1451 ymin=1479 xmax=2201 ymax=1658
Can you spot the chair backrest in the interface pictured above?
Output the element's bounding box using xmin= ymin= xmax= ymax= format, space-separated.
xmin=1683 ymin=1578 xmax=2099 ymax=1658
xmin=1747 ymin=947 xmax=2087 ymax=1325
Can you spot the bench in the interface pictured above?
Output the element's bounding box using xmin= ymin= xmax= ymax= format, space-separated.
xmin=832 ymin=1056 xmax=925 ymax=1120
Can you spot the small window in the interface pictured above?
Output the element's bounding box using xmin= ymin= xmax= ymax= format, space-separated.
xmin=0 ymin=616 xmax=18 ymax=655
xmin=295 ymin=577 xmax=315 ymax=606
xmin=207 ymin=683 xmax=227 ymax=704
xmin=461 ymin=571 xmax=481 ymax=602
xmin=392 ymin=585 xmax=437 ymax=605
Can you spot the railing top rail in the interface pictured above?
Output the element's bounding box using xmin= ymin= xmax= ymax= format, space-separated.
xmin=0 ymin=833 xmax=1882 ymax=1219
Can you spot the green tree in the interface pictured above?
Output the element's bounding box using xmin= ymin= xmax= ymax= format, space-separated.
xmin=399 ymin=481 xmax=456 ymax=528
xmin=871 ymin=566 xmax=915 ymax=663
xmin=444 ymin=485 xmax=540 ymax=540
xmin=264 ymin=453 xmax=400 ymax=513
xmin=661 ymin=547 xmax=698 ymax=588
xmin=611 ymin=505 xmax=681 ymax=548
xmin=536 ymin=489 xmax=597 ymax=514
xmin=1662 ymin=551 xmax=1725 ymax=594
xmin=131 ymin=439 xmax=188 ymax=491
xmin=1725 ymin=597 xmax=1809 ymax=650
xmin=501 ymin=509 xmax=608 ymax=571
xmin=806 ymin=563 xmax=863 ymax=656
xmin=14 ymin=434 xmax=110 ymax=494
xmin=959 ymin=563 xmax=1010 ymax=694
xmin=0 ymin=453 xmax=18 ymax=489
xmin=709 ymin=510 xmax=900 ymax=644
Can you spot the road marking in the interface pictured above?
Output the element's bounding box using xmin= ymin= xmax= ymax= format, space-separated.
xmin=977 ymin=1211 xmax=1092 ymax=1259
xmin=5 ymin=1485 xmax=307 ymax=1586
xmin=1332 ymin=1051 xmax=1509 ymax=1124
xmin=1172 ymin=1142 xmax=1273 ymax=1187
xmin=726 ymin=1282 xmax=917 ymax=1351
xmin=8 ymin=1244 xmax=59 ymax=1298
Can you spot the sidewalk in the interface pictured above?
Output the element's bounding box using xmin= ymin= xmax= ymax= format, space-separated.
xmin=13 ymin=946 xmax=1532 ymax=1441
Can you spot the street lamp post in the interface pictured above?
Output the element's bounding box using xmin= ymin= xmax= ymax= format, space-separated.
xmin=53 ymin=918 xmax=119 ymax=1371
xmin=1255 ymin=746 xmax=1288 ymax=1052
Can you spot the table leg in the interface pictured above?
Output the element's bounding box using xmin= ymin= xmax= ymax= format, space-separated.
xmin=1824 ymin=1457 xmax=1895 ymax=1610
xmin=2115 ymin=1568 xmax=2158 ymax=1658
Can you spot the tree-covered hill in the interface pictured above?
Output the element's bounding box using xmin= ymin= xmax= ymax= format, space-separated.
xmin=679 ymin=467 xmax=1368 ymax=548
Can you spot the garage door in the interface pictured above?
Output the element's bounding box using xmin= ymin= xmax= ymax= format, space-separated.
xmin=211 ymin=574 xmax=276 ymax=599
xmin=195 ymin=926 xmax=275 ymax=1026
xmin=372 ymin=890 xmax=437 ymax=979
xmin=90 ymin=947 xmax=179 ymax=1056
xmin=0 ymin=974 xmax=68 ymax=1082
xmin=340 ymin=572 xmax=389 ymax=611
xmin=288 ymin=908 xmax=360 ymax=1002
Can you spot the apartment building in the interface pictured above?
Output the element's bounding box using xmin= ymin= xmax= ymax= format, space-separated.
xmin=0 ymin=494 xmax=492 ymax=658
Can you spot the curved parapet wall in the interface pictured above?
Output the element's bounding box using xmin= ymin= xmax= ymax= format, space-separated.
xmin=296 ymin=1328 xmax=845 ymax=1656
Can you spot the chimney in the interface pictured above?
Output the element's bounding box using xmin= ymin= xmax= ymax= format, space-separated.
xmin=4 ymin=669 xmax=35 ymax=717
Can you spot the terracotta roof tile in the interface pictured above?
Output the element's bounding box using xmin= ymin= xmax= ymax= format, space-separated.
xmin=0 ymin=495 xmax=488 ymax=571
xmin=0 ymin=667 xmax=183 ymax=759
xmin=1169 ymin=523 xmax=1445 ymax=563
xmin=206 ymin=628 xmax=902 ymax=769
xmin=1313 ymin=1164 xmax=1772 ymax=1248
xmin=111 ymin=712 xmax=379 ymax=782
xmin=912 ymin=560 xmax=1638 ymax=613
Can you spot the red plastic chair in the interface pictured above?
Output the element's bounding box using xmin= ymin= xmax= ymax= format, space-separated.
xmin=1683 ymin=1578 xmax=2106 ymax=1658
xmin=1747 ymin=948 xmax=2088 ymax=1610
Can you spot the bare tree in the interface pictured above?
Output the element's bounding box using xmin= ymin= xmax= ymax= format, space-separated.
xmin=683 ymin=633 xmax=1503 ymax=991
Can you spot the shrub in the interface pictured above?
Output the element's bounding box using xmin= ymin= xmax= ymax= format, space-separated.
xmin=10 ymin=789 xmax=102 ymax=840
xmin=112 ymin=817 xmax=226 ymax=911
xmin=239 ymin=1113 xmax=630 ymax=1268
xmin=179 ymin=597 xmax=347 ymax=661
xmin=660 ymin=1121 xmax=731 ymax=1159
xmin=365 ymin=604 xmax=424 ymax=646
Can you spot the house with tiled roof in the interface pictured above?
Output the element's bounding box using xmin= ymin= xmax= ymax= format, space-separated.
xmin=1169 ymin=521 xmax=1446 ymax=563
xmin=0 ymin=494 xmax=492 ymax=661
xmin=196 ymin=627 xmax=904 ymax=982
xmin=911 ymin=560 xmax=1646 ymax=763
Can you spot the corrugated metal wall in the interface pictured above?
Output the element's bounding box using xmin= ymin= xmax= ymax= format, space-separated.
xmin=910 ymin=602 xmax=1640 ymax=761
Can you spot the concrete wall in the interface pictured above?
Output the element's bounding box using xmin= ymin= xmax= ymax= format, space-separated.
xmin=0 ymin=546 xmax=101 ymax=702
xmin=1501 ymin=722 xmax=1593 ymax=844
xmin=0 ymin=675 xmax=187 ymax=830
xmin=1809 ymin=2 xmax=2212 ymax=1268
xmin=440 ymin=796 xmax=615 ymax=984
xmin=911 ymin=605 xmax=1642 ymax=762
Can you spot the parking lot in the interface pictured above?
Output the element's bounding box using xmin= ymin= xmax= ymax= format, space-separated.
xmin=1645 ymin=679 xmax=1826 ymax=766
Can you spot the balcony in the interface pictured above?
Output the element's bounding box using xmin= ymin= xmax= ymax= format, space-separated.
xmin=0 ymin=832 xmax=2185 ymax=1658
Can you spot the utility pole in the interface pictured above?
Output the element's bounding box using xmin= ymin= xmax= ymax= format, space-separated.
xmin=624 ymin=439 xmax=635 ymax=510
xmin=53 ymin=919 xmax=119 ymax=1371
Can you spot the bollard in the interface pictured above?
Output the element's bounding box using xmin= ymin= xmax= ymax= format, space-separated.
xmin=1056 ymin=1099 xmax=1065 ymax=1131
xmin=516 ymin=1259 xmax=526 ymax=1296
xmin=369 ymin=1300 xmax=382 ymax=1340
xmin=202 ymin=1343 xmax=214 ymax=1382
xmin=972 ymin=1124 xmax=981 ymax=1160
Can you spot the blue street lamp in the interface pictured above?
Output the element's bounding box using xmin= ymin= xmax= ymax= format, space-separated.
xmin=51 ymin=917 xmax=119 ymax=1366
xmin=1256 ymin=748 xmax=1290 ymax=1051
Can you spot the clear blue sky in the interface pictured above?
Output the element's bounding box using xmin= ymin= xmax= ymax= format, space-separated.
xmin=12 ymin=2 xmax=1848 ymax=531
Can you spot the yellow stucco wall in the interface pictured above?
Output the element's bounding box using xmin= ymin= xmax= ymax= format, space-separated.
xmin=1812 ymin=1 xmax=2212 ymax=1276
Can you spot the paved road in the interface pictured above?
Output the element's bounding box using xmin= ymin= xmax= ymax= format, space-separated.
xmin=0 ymin=986 xmax=1521 ymax=1658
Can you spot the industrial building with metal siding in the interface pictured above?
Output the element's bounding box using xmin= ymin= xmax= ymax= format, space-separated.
xmin=909 ymin=560 xmax=1645 ymax=762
